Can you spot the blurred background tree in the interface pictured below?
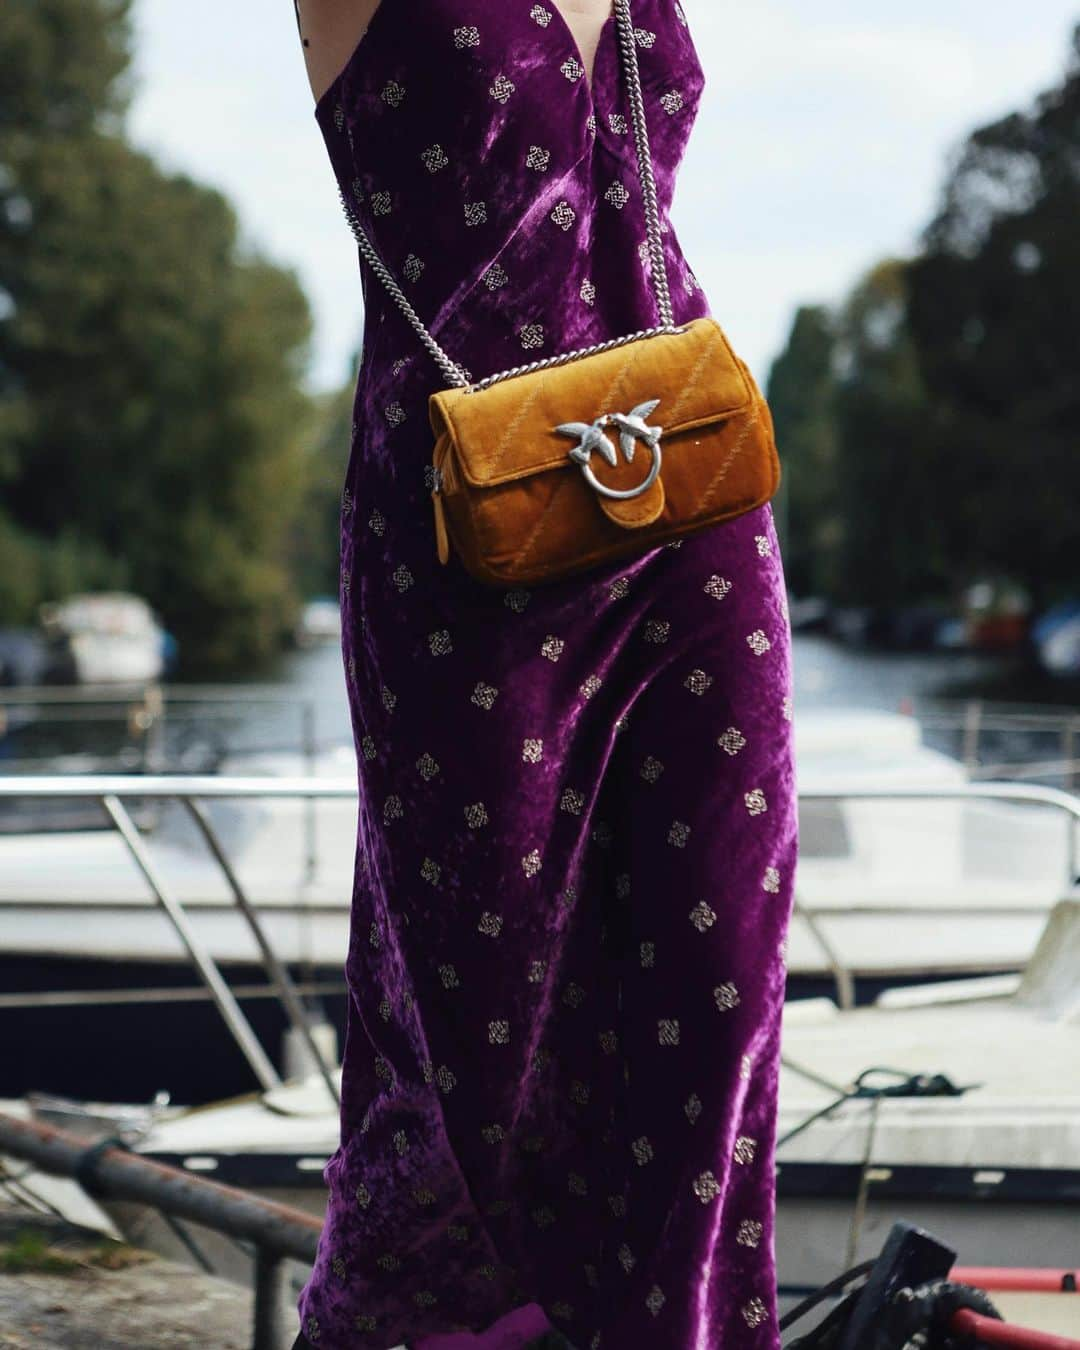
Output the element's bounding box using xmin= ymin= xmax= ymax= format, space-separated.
xmin=830 ymin=260 xmax=949 ymax=611
xmin=763 ymin=305 xmax=838 ymax=599
xmin=289 ymin=356 xmax=361 ymax=606
xmin=3 ymin=5 xmax=1076 ymax=669
xmin=0 ymin=0 xmax=349 ymax=672
xmin=906 ymin=22 xmax=1080 ymax=615
xmin=768 ymin=22 xmax=1079 ymax=615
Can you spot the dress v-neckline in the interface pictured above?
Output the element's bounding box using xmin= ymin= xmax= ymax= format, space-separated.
xmin=546 ymin=2 xmax=619 ymax=105
xmin=313 ymin=1 xmax=625 ymax=123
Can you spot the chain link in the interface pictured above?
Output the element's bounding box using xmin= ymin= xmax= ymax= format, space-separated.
xmin=614 ymin=0 xmax=675 ymax=329
xmin=337 ymin=181 xmax=474 ymax=387
xmin=332 ymin=0 xmax=675 ymax=391
xmin=463 ymin=323 xmax=686 ymax=393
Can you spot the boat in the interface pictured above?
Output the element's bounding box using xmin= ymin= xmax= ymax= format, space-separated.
xmin=775 ymin=899 xmax=1080 ymax=1296
xmin=1 ymin=703 xmax=1077 ymax=1100
xmin=0 ymin=708 xmax=1069 ymax=980
xmin=12 ymin=901 xmax=1079 ymax=1340
xmin=294 ymin=597 xmax=341 ymax=648
xmin=787 ymin=708 xmax=1076 ymax=999
xmin=5 ymin=1092 xmax=1077 ymax=1346
xmin=37 ymin=592 xmax=168 ymax=685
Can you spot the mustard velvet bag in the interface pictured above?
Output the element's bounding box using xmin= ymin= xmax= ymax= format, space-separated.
xmin=428 ymin=319 xmax=779 ymax=586
xmin=333 ymin=0 xmax=781 ymax=589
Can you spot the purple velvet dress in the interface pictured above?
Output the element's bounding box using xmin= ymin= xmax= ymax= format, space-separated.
xmin=297 ymin=3 xmax=798 ymax=1347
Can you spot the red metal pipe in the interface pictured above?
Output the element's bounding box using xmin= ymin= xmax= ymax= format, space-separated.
xmin=952 ymin=1268 xmax=1079 ymax=1294
xmin=951 ymin=1308 xmax=1080 ymax=1349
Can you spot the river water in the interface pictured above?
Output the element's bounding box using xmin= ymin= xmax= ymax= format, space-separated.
xmin=264 ymin=628 xmax=1017 ymax=757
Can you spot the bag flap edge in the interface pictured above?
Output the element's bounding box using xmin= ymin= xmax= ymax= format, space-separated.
xmin=429 ymin=317 xmax=758 ymax=489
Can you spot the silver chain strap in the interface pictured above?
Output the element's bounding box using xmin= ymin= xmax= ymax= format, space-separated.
xmin=333 ymin=0 xmax=679 ymax=393
xmin=615 ymin=0 xmax=674 ymax=329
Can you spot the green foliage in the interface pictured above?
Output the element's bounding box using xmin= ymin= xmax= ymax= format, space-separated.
xmin=0 ymin=516 xmax=128 ymax=620
xmin=906 ymin=22 xmax=1080 ymax=611
xmin=0 ymin=0 xmax=134 ymax=138
xmin=768 ymin=267 xmax=948 ymax=608
xmin=765 ymin=306 xmax=838 ymax=597
xmin=0 ymin=1226 xmax=154 ymax=1274
xmin=768 ymin=25 xmax=1079 ymax=613
xmin=0 ymin=1229 xmax=79 ymax=1274
xmin=290 ymin=370 xmax=359 ymax=602
xmin=829 ymin=261 xmax=951 ymax=608
xmin=0 ymin=0 xmax=330 ymax=672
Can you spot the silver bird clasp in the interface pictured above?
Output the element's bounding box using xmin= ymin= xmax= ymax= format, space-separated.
xmin=555 ymin=399 xmax=663 ymax=501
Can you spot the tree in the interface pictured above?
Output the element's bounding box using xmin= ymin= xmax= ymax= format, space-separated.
xmin=0 ymin=0 xmax=321 ymax=672
xmin=907 ymin=23 xmax=1080 ymax=611
xmin=766 ymin=306 xmax=839 ymax=597
xmin=0 ymin=0 xmax=134 ymax=138
xmin=829 ymin=260 xmax=953 ymax=608
xmin=290 ymin=357 xmax=361 ymax=604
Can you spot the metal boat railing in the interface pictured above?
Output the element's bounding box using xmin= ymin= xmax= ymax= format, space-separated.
xmin=0 ymin=774 xmax=356 ymax=1106
xmin=0 ymin=682 xmax=346 ymax=880
xmin=793 ymin=780 xmax=1079 ymax=1008
xmin=3 ymin=682 xmax=1080 ymax=787
xmin=0 ymin=682 xmax=332 ymax=770
xmin=0 ymin=774 xmax=1077 ymax=1038
xmin=916 ymin=699 xmax=1080 ymax=788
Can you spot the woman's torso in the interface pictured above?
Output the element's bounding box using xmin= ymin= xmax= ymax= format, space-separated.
xmin=313 ymin=0 xmax=711 ymax=514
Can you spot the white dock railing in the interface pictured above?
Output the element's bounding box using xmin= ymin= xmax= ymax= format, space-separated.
xmin=0 ymin=775 xmax=1077 ymax=1033
xmin=3 ymin=683 xmax=1080 ymax=786
xmin=0 ymin=774 xmax=355 ymax=1104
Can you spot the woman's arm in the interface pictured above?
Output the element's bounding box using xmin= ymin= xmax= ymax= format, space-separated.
xmin=293 ymin=0 xmax=384 ymax=107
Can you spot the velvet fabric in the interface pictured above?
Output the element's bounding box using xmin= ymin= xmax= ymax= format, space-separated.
xmin=429 ymin=316 xmax=781 ymax=586
xmin=291 ymin=1303 xmax=564 ymax=1350
xmin=298 ymin=3 xmax=798 ymax=1348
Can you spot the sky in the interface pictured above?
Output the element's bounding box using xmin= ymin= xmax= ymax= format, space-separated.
xmin=126 ymin=1 xmax=1078 ymax=394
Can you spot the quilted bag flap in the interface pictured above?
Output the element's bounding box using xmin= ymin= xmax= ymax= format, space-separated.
xmin=428 ymin=316 xmax=755 ymax=489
